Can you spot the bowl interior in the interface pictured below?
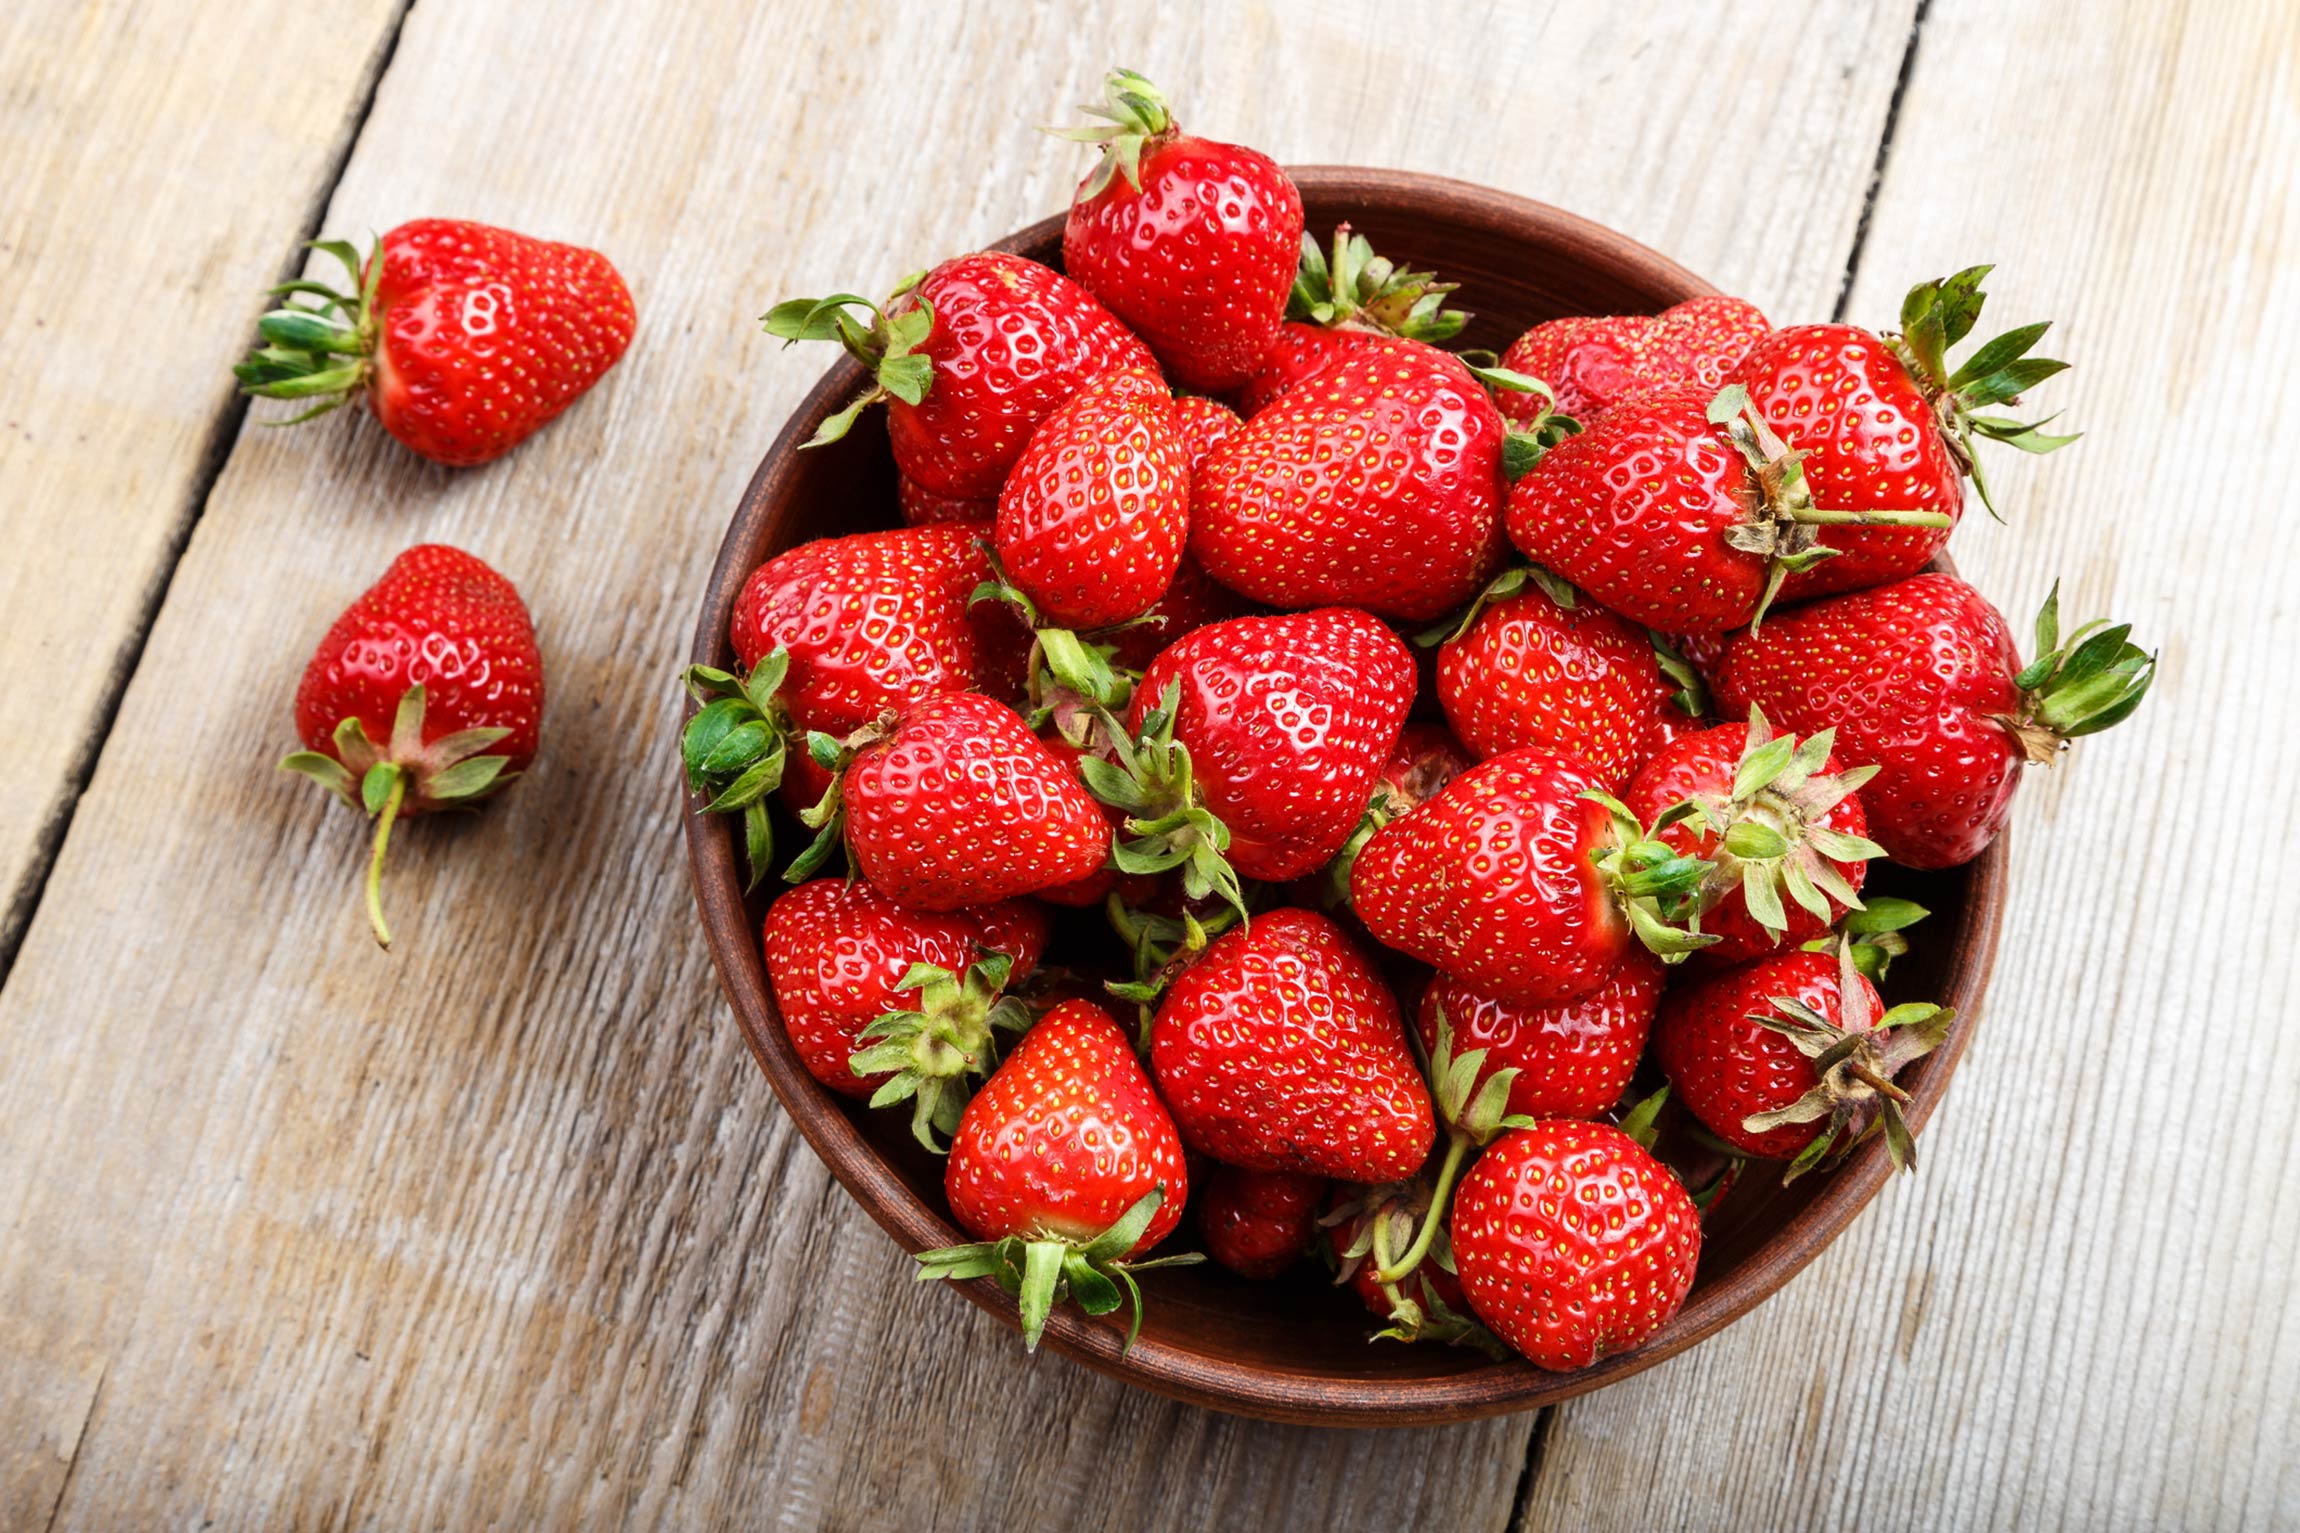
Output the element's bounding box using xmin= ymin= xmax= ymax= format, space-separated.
xmin=686 ymin=167 xmax=2004 ymax=1425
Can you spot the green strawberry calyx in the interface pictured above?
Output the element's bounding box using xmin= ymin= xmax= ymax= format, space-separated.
xmin=761 ymin=272 xmax=936 ymax=448
xmin=1580 ymin=791 xmax=1722 ymax=961
xmin=970 ymin=545 xmax=1137 ymax=714
xmin=1994 ymin=581 xmax=2157 ymax=763
xmin=1889 ymin=265 xmax=2080 ymax=519
xmin=1049 ymin=67 xmax=1179 ymax=200
xmin=678 ymin=650 xmax=801 ymax=891
xmin=1744 ymin=942 xmax=1956 ymax=1183
xmin=1414 ymin=562 xmax=1581 ymax=648
xmin=1104 ymin=895 xmax=1244 ymax=1048
xmin=1800 ymin=897 xmax=1930 ymax=983
xmin=1366 ymin=1013 xmax=1534 ymax=1290
xmin=1648 ymin=631 xmax=1711 ymax=720
xmin=280 ymin=683 xmax=515 ymax=950
xmin=1324 ymin=1168 xmax=1509 ymax=1358
xmin=1685 ymin=704 xmax=1888 ymax=943
xmin=1709 ymin=384 xmax=1956 ymax=630
xmin=234 ymin=238 xmax=383 ymax=422
xmin=914 ymin=1184 xmax=1203 ymax=1353
xmin=850 ymin=951 xmax=1034 ymax=1154
xmin=1077 ymin=681 xmax=1250 ymax=925
xmin=1290 ymin=223 xmax=1468 ymax=342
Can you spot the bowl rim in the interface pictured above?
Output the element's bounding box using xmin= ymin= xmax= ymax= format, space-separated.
xmin=682 ymin=166 xmax=2007 ymax=1426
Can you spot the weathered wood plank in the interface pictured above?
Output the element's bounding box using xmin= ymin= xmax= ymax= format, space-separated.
xmin=1523 ymin=2 xmax=2300 ymax=1528
xmin=0 ymin=0 xmax=408 ymax=960
xmin=0 ymin=3 xmax=1919 ymax=1526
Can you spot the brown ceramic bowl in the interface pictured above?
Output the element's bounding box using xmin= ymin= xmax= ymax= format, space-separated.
xmin=684 ymin=167 xmax=2005 ymax=1426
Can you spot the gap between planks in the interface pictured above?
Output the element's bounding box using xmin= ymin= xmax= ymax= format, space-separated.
xmin=0 ymin=0 xmax=420 ymax=992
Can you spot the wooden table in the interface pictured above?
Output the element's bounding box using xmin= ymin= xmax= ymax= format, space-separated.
xmin=3 ymin=3 xmax=2292 ymax=1526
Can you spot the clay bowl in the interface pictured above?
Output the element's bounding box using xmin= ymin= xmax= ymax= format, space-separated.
xmin=685 ymin=166 xmax=2005 ymax=1426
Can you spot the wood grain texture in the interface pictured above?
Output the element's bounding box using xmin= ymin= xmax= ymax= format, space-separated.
xmin=0 ymin=0 xmax=409 ymax=959
xmin=1522 ymin=1 xmax=2300 ymax=1528
xmin=0 ymin=2 xmax=1922 ymax=1526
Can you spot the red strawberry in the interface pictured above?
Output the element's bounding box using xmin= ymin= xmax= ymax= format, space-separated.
xmin=994 ymin=366 xmax=1189 ymax=629
xmin=1416 ymin=954 xmax=1664 ymax=1121
xmin=1623 ymin=708 xmax=1881 ymax=964
xmin=766 ymin=251 xmax=1155 ymax=500
xmin=1434 ymin=573 xmax=1683 ymax=789
xmin=1058 ymin=70 xmax=1303 ymax=393
xmin=920 ymin=1000 xmax=1195 ymax=1350
xmin=1505 ymin=383 xmax=1952 ymax=633
xmin=684 ymin=524 xmax=1033 ymax=881
xmin=1495 ymin=295 xmax=1766 ymax=428
xmin=1234 ymin=224 xmax=1468 ymax=415
xmin=1714 ymin=574 xmax=2154 ymax=867
xmin=282 ymin=545 xmax=541 ymax=947
xmin=1095 ymin=608 xmax=1415 ymax=900
xmin=1375 ymin=724 xmax=1476 ymax=817
xmin=1730 ymin=266 xmax=2074 ymax=599
xmin=1349 ymin=747 xmax=1715 ymax=1005
xmin=1198 ymin=1165 xmax=1325 ymax=1279
xmin=898 ymin=475 xmax=992 ymax=526
xmin=1450 ymin=1120 xmax=1702 ymax=1370
xmin=1150 ymin=908 xmax=1434 ymax=1183
xmin=1170 ymin=394 xmax=1242 ymax=469
xmin=1193 ymin=339 xmax=1510 ymax=621
xmin=762 ymin=879 xmax=1047 ymax=1146
xmin=808 ymin=692 xmax=1109 ymax=911
xmin=237 ymin=221 xmax=634 ymax=466
xmin=1653 ymin=945 xmax=1953 ymax=1178
xmin=1324 ymin=1171 xmax=1500 ymax=1354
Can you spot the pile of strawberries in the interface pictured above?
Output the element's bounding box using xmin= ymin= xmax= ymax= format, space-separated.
xmin=248 ymin=68 xmax=2151 ymax=1375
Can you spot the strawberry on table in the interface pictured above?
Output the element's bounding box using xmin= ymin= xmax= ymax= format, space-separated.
xmin=1623 ymin=706 xmax=1883 ymax=965
xmin=236 ymin=221 xmax=634 ymax=466
xmin=918 ymin=1000 xmax=1198 ymax=1350
xmin=1234 ymin=224 xmax=1468 ymax=415
xmin=762 ymin=879 xmax=1048 ymax=1149
xmin=1714 ymin=574 xmax=2154 ymax=867
xmin=1415 ymin=954 xmax=1665 ymax=1122
xmin=1731 ymin=266 xmax=2076 ymax=599
xmin=1653 ymin=945 xmax=1955 ymax=1179
xmin=1197 ymin=1165 xmax=1325 ymax=1280
xmin=1090 ymin=608 xmax=1415 ymax=905
xmin=1350 ymin=747 xmax=1718 ymax=1006
xmin=765 ymin=251 xmax=1155 ymax=500
xmin=1495 ymin=293 xmax=1768 ymax=427
xmin=1150 ymin=908 xmax=1435 ymax=1184
xmin=1192 ymin=339 xmax=1511 ymax=622
xmin=282 ymin=544 xmax=541 ymax=949
xmin=1057 ymin=69 xmax=1303 ymax=394
xmin=1450 ymin=1118 xmax=1702 ymax=1371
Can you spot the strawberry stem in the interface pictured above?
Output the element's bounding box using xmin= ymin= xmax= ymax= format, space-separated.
xmin=364 ymin=766 xmax=407 ymax=950
xmin=1370 ymin=1131 xmax=1469 ymax=1286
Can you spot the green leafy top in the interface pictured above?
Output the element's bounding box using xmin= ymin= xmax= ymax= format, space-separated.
xmin=1048 ymin=67 xmax=1178 ymax=199
xmin=850 ymin=952 xmax=1035 ymax=1153
xmin=1579 ymin=790 xmax=1721 ymax=961
xmin=1891 ymin=265 xmax=2080 ymax=517
xmin=760 ymin=272 xmax=935 ymax=447
xmin=234 ymin=239 xmax=383 ymax=421
xmin=1288 ymin=224 xmax=1467 ymax=343
xmin=914 ymin=1184 xmax=1202 ymax=1353
xmin=1076 ymin=682 xmax=1248 ymax=925
xmin=1996 ymin=581 xmax=2157 ymax=761
xmin=1684 ymin=704 xmax=1887 ymax=942
xmin=678 ymin=651 xmax=797 ymax=891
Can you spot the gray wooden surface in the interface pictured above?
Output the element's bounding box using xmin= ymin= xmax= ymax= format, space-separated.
xmin=0 ymin=2 xmax=2290 ymax=1528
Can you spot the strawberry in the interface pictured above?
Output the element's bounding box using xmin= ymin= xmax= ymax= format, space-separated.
xmin=919 ymin=1000 xmax=1197 ymax=1350
xmin=898 ymin=475 xmax=992 ymax=526
xmin=1350 ymin=748 xmax=1717 ymax=1005
xmin=1432 ymin=571 xmax=1685 ymax=789
xmin=1198 ymin=1165 xmax=1325 ymax=1279
xmin=1169 ymin=394 xmax=1242 ymax=469
xmin=282 ymin=545 xmax=540 ymax=948
xmin=1714 ymin=574 xmax=2154 ymax=867
xmin=1730 ymin=266 xmax=2075 ymax=599
xmin=1495 ymin=294 xmax=1768 ymax=427
xmin=765 ymin=251 xmax=1155 ymax=500
xmin=1091 ymin=608 xmax=1415 ymax=901
xmin=1324 ymin=1170 xmax=1502 ymax=1354
xmin=1099 ymin=553 xmax=1257 ymax=675
xmin=236 ymin=221 xmax=634 ymax=466
xmin=800 ymin=691 xmax=1110 ymax=910
xmin=1504 ymin=383 xmax=1953 ymax=633
xmin=1653 ymin=945 xmax=1954 ymax=1179
xmin=1234 ymin=224 xmax=1468 ymax=415
xmin=1415 ymin=953 xmax=1664 ymax=1121
xmin=1450 ymin=1119 xmax=1702 ymax=1370
xmin=683 ymin=524 xmax=1029 ymax=877
xmin=1150 ymin=908 xmax=1434 ymax=1183
xmin=1374 ymin=724 xmax=1476 ymax=818
xmin=1192 ymin=339 xmax=1510 ymax=621
xmin=1622 ymin=707 xmax=1883 ymax=964
xmin=762 ymin=879 xmax=1048 ymax=1147
xmin=993 ymin=366 xmax=1189 ymax=630
xmin=1057 ymin=70 xmax=1303 ymax=393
